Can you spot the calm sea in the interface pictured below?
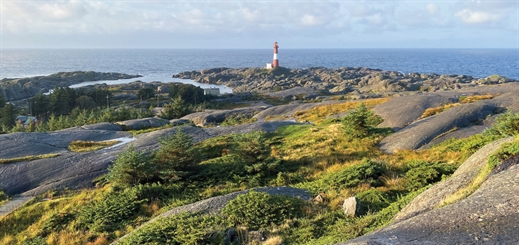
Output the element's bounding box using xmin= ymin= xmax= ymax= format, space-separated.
xmin=1 ymin=49 xmax=518 ymax=93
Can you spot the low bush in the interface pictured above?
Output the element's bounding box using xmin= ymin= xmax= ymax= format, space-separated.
xmin=298 ymin=158 xmax=386 ymax=195
xmin=223 ymin=191 xmax=305 ymax=230
xmin=356 ymin=189 xmax=392 ymax=213
xmin=75 ymin=188 xmax=147 ymax=233
xmin=404 ymin=161 xmax=457 ymax=191
xmin=119 ymin=213 xmax=230 ymax=245
xmin=484 ymin=111 xmax=519 ymax=138
xmin=488 ymin=140 xmax=519 ymax=169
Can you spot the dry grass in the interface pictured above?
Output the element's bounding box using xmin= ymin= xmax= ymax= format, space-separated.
xmin=294 ymin=98 xmax=390 ymax=124
xmin=0 ymin=153 xmax=60 ymax=164
xmin=380 ymin=173 xmax=407 ymax=191
xmin=420 ymin=103 xmax=461 ymax=119
xmin=459 ymin=94 xmax=494 ymax=103
xmin=68 ymin=140 xmax=120 ymax=152
xmin=420 ymin=94 xmax=494 ymax=119
xmin=262 ymin=236 xmax=283 ymax=245
xmin=437 ymin=160 xmax=493 ymax=208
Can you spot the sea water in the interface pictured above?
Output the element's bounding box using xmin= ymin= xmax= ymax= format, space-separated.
xmin=1 ymin=49 xmax=518 ymax=93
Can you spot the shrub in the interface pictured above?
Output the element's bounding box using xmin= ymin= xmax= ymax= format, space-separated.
xmin=119 ymin=213 xmax=229 ymax=245
xmin=160 ymin=96 xmax=191 ymax=119
xmin=298 ymin=158 xmax=386 ymax=195
xmin=154 ymin=129 xmax=198 ymax=181
xmin=107 ymin=145 xmax=155 ymax=186
xmin=484 ymin=111 xmax=519 ymax=138
xmin=488 ymin=140 xmax=519 ymax=169
xmin=75 ymin=188 xmax=147 ymax=233
xmin=342 ymin=103 xmax=383 ymax=138
xmin=356 ymin=189 xmax=391 ymax=213
xmin=404 ymin=161 xmax=457 ymax=191
xmin=233 ymin=130 xmax=271 ymax=162
xmin=223 ymin=191 xmax=305 ymax=230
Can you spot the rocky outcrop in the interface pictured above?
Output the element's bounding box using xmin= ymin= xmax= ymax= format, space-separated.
xmin=339 ymin=137 xmax=519 ymax=245
xmin=379 ymin=102 xmax=499 ymax=153
xmin=181 ymin=106 xmax=269 ymax=127
xmin=0 ymin=71 xmax=141 ymax=101
xmin=173 ymin=67 xmax=517 ymax=96
xmin=0 ymin=120 xmax=300 ymax=196
xmin=373 ymin=93 xmax=459 ymax=130
xmin=116 ymin=117 xmax=170 ymax=130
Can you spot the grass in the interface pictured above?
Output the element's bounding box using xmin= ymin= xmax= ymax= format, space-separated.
xmin=68 ymin=140 xmax=120 ymax=152
xmin=129 ymin=123 xmax=176 ymax=136
xmin=420 ymin=94 xmax=494 ymax=119
xmin=0 ymin=154 xmax=60 ymax=164
xmin=438 ymin=137 xmax=519 ymax=207
xmin=293 ymin=98 xmax=390 ymax=124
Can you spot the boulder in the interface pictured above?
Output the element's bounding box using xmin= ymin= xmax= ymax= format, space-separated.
xmin=343 ymin=197 xmax=361 ymax=218
xmin=181 ymin=106 xmax=269 ymax=127
xmin=115 ymin=117 xmax=169 ymax=130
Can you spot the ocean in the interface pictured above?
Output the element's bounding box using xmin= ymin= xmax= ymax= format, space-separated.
xmin=1 ymin=49 xmax=518 ymax=93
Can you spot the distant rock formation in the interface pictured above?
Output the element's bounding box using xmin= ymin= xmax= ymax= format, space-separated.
xmin=0 ymin=71 xmax=141 ymax=102
xmin=173 ymin=67 xmax=516 ymax=96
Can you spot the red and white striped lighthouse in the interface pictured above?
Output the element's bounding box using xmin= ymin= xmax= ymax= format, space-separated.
xmin=273 ymin=42 xmax=279 ymax=68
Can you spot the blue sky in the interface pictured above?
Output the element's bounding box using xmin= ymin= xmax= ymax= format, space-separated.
xmin=1 ymin=0 xmax=518 ymax=49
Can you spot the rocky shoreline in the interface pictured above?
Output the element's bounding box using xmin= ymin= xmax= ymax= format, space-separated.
xmin=173 ymin=67 xmax=516 ymax=98
xmin=0 ymin=71 xmax=142 ymax=101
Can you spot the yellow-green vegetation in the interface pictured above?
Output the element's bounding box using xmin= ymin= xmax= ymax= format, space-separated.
xmin=420 ymin=94 xmax=494 ymax=119
xmin=294 ymin=98 xmax=390 ymax=124
xmin=129 ymin=123 xmax=175 ymax=136
xmin=438 ymin=136 xmax=519 ymax=207
xmin=0 ymin=154 xmax=60 ymax=164
xmin=0 ymin=190 xmax=8 ymax=206
xmin=2 ymin=107 xmax=518 ymax=245
xmin=67 ymin=140 xmax=120 ymax=152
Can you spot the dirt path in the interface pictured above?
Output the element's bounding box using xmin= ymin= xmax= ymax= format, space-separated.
xmin=0 ymin=196 xmax=34 ymax=217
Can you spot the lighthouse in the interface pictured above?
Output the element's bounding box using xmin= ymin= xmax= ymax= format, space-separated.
xmin=273 ymin=42 xmax=279 ymax=68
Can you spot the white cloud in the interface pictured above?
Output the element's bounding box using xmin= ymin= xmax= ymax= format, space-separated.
xmin=426 ymin=3 xmax=439 ymax=15
xmin=455 ymin=9 xmax=501 ymax=24
xmin=300 ymin=14 xmax=323 ymax=26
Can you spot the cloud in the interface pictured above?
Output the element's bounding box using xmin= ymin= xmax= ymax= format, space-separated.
xmin=455 ymin=9 xmax=501 ymax=24
xmin=1 ymin=1 xmax=517 ymax=48
xmin=426 ymin=3 xmax=439 ymax=15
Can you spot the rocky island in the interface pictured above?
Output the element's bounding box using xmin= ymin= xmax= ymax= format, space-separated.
xmin=0 ymin=71 xmax=142 ymax=101
xmin=173 ymin=66 xmax=513 ymax=98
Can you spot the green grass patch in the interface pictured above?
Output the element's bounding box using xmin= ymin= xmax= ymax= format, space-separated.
xmin=0 ymin=153 xmax=60 ymax=164
xmin=67 ymin=140 xmax=120 ymax=152
xmin=129 ymin=123 xmax=177 ymax=136
xmin=438 ymin=137 xmax=519 ymax=207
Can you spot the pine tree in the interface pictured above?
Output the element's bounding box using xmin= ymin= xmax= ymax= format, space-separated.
xmin=155 ymin=129 xmax=198 ymax=181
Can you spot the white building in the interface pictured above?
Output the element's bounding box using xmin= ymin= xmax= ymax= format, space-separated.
xmin=204 ymin=88 xmax=220 ymax=96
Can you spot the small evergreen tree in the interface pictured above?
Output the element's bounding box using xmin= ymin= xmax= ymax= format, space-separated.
xmin=107 ymin=145 xmax=155 ymax=186
xmin=0 ymin=103 xmax=17 ymax=130
xmin=0 ymin=93 xmax=5 ymax=108
xmin=154 ymin=129 xmax=198 ymax=181
xmin=137 ymin=87 xmax=155 ymax=100
xmin=160 ymin=96 xmax=190 ymax=120
xmin=342 ymin=103 xmax=383 ymax=138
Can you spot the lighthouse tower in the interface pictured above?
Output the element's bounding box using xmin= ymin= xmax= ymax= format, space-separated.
xmin=273 ymin=42 xmax=279 ymax=68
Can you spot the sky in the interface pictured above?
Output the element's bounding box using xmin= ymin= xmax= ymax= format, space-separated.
xmin=1 ymin=0 xmax=518 ymax=49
